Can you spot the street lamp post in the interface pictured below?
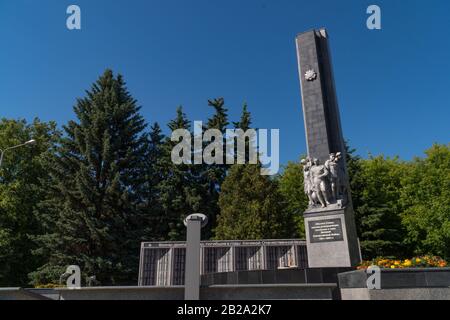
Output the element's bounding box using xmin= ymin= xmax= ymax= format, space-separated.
xmin=0 ymin=139 xmax=36 ymax=168
xmin=184 ymin=213 xmax=208 ymax=300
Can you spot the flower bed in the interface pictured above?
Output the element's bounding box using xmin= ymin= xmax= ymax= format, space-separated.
xmin=358 ymin=256 xmax=448 ymax=270
xmin=34 ymin=283 xmax=66 ymax=289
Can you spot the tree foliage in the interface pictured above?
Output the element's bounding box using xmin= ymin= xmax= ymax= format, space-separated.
xmin=1 ymin=69 xmax=449 ymax=287
xmin=400 ymin=144 xmax=450 ymax=259
xmin=214 ymin=163 xmax=296 ymax=240
xmin=154 ymin=106 xmax=199 ymax=241
xmin=30 ymin=70 xmax=148 ymax=286
xmin=277 ymin=161 xmax=308 ymax=237
xmin=352 ymin=155 xmax=407 ymax=259
xmin=0 ymin=118 xmax=59 ymax=286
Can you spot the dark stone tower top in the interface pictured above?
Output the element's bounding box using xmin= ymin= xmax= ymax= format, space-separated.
xmin=296 ymin=28 xmax=346 ymax=163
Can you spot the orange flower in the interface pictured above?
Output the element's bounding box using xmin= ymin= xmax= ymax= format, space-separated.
xmin=359 ymin=256 xmax=448 ymax=269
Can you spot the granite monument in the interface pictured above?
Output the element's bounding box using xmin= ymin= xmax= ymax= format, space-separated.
xmin=296 ymin=29 xmax=361 ymax=268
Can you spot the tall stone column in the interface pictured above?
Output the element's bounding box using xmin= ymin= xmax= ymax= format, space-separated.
xmin=296 ymin=29 xmax=361 ymax=268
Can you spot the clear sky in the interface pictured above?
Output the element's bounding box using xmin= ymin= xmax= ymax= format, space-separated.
xmin=1 ymin=0 xmax=449 ymax=165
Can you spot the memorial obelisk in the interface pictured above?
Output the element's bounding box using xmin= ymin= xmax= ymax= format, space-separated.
xmin=296 ymin=29 xmax=361 ymax=268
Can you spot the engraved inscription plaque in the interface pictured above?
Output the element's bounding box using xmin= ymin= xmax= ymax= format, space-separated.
xmin=308 ymin=218 xmax=344 ymax=243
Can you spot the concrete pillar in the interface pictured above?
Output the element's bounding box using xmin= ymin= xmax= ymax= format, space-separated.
xmin=184 ymin=213 xmax=208 ymax=300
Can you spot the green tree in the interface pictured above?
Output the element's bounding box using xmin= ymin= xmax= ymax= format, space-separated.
xmin=201 ymin=98 xmax=230 ymax=238
xmin=277 ymin=160 xmax=308 ymax=237
xmin=232 ymin=103 xmax=255 ymax=164
xmin=153 ymin=101 xmax=256 ymax=241
xmin=30 ymin=70 xmax=148 ymax=286
xmin=353 ymin=155 xmax=407 ymax=259
xmin=400 ymin=144 xmax=450 ymax=259
xmin=345 ymin=142 xmax=364 ymax=211
xmin=156 ymin=107 xmax=201 ymax=241
xmin=139 ymin=122 xmax=166 ymax=241
xmin=0 ymin=118 xmax=59 ymax=286
xmin=214 ymin=163 xmax=295 ymax=240
xmin=232 ymin=103 xmax=251 ymax=131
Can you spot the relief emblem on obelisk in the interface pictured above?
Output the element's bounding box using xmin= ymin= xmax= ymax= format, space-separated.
xmin=304 ymin=69 xmax=317 ymax=81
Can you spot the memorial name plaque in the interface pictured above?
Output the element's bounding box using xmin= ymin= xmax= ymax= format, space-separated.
xmin=308 ymin=218 xmax=344 ymax=243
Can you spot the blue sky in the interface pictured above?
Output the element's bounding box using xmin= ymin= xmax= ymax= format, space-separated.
xmin=0 ymin=0 xmax=449 ymax=165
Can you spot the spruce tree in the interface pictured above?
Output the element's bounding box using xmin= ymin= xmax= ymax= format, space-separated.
xmin=206 ymin=98 xmax=229 ymax=132
xmin=233 ymin=103 xmax=251 ymax=131
xmin=214 ymin=163 xmax=295 ymax=240
xmin=155 ymin=100 xmax=257 ymax=240
xmin=156 ymin=107 xmax=200 ymax=240
xmin=233 ymin=103 xmax=255 ymax=164
xmin=200 ymin=98 xmax=230 ymax=238
xmin=140 ymin=123 xmax=165 ymax=241
xmin=31 ymin=70 xmax=148 ymax=286
xmin=198 ymin=99 xmax=254 ymax=239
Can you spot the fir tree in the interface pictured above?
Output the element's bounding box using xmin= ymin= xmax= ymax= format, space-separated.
xmin=156 ymin=107 xmax=200 ymax=240
xmin=140 ymin=122 xmax=165 ymax=241
xmin=233 ymin=103 xmax=251 ymax=131
xmin=200 ymin=98 xmax=230 ymax=238
xmin=31 ymin=70 xmax=148 ymax=286
xmin=206 ymin=98 xmax=229 ymax=132
xmin=232 ymin=103 xmax=255 ymax=164
xmin=214 ymin=163 xmax=295 ymax=240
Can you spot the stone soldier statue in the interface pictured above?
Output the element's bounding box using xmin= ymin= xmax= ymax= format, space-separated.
xmin=301 ymin=157 xmax=315 ymax=206
xmin=325 ymin=152 xmax=341 ymax=201
xmin=309 ymin=158 xmax=332 ymax=208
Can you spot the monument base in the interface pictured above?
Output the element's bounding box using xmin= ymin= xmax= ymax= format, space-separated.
xmin=304 ymin=207 xmax=361 ymax=268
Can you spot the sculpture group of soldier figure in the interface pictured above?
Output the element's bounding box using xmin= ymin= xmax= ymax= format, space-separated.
xmin=301 ymin=153 xmax=348 ymax=209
